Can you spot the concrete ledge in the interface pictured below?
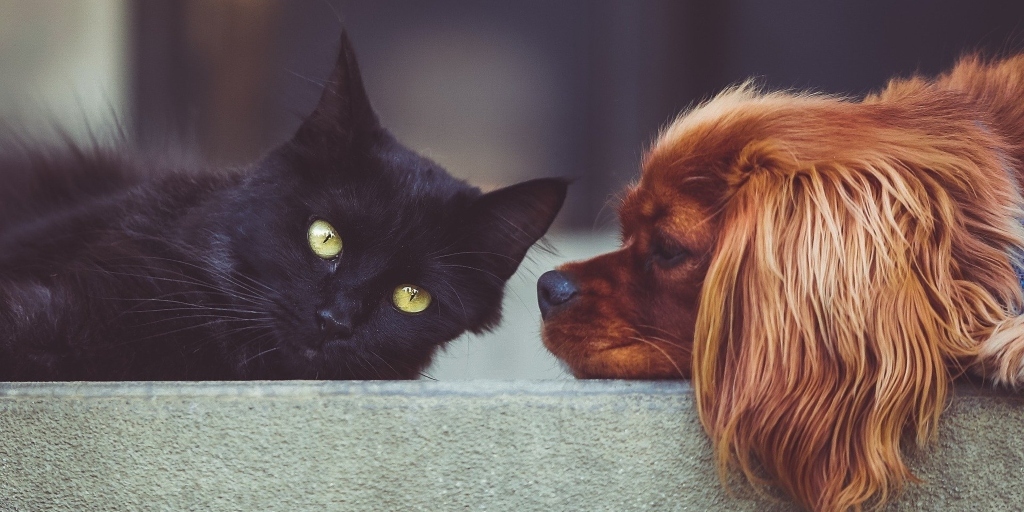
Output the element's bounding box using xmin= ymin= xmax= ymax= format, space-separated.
xmin=1 ymin=381 xmax=1022 ymax=511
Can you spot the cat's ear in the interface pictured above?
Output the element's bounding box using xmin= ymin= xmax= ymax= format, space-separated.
xmin=289 ymin=31 xmax=379 ymax=159
xmin=464 ymin=178 xmax=569 ymax=281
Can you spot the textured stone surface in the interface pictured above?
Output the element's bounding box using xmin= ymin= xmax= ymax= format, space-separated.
xmin=0 ymin=380 xmax=1021 ymax=511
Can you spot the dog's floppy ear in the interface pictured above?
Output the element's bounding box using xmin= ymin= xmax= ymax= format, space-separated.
xmin=691 ymin=137 xmax=1023 ymax=510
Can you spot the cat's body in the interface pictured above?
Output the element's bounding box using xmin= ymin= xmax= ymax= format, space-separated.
xmin=0 ymin=33 xmax=566 ymax=381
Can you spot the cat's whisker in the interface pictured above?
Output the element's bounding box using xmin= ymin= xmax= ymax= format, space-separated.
xmin=195 ymin=324 xmax=275 ymax=354
xmin=84 ymin=318 xmax=258 ymax=352
xmin=164 ymin=316 xmax=274 ymax=341
xmin=117 ymin=298 xmax=269 ymax=316
xmin=108 ymin=250 xmax=278 ymax=300
xmin=130 ymin=315 xmax=273 ymax=330
xmin=112 ymin=298 xmax=271 ymax=323
xmin=228 ymin=272 xmax=278 ymax=297
xmin=286 ymin=68 xmax=330 ymax=89
xmin=240 ymin=346 xmax=279 ymax=368
xmin=102 ymin=260 xmax=304 ymax=328
xmin=192 ymin=255 xmax=279 ymax=296
xmin=136 ymin=253 xmax=278 ymax=298
xmin=124 ymin=316 xmax=272 ymax=345
xmin=130 ymin=303 xmax=270 ymax=315
xmin=349 ymin=353 xmax=378 ymax=379
xmin=424 ymin=239 xmax=462 ymax=259
xmin=319 ymin=0 xmax=344 ymax=27
xmin=106 ymin=291 xmax=272 ymax=325
xmin=439 ymin=280 xmax=469 ymax=323
xmin=194 ymin=326 xmax=277 ymax=361
xmin=494 ymin=212 xmax=535 ymax=240
xmin=433 ymin=250 xmax=518 ymax=262
xmin=365 ymin=349 xmax=400 ymax=379
xmin=435 ymin=263 xmax=504 ymax=284
xmin=237 ymin=336 xmax=280 ymax=367
xmin=87 ymin=266 xmax=269 ymax=307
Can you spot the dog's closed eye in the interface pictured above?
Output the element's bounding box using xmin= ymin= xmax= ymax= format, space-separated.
xmin=651 ymin=234 xmax=692 ymax=269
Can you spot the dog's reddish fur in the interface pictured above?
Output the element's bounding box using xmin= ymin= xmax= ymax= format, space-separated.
xmin=541 ymin=55 xmax=1024 ymax=511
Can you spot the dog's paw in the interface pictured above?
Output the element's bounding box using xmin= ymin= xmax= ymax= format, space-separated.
xmin=977 ymin=316 xmax=1024 ymax=388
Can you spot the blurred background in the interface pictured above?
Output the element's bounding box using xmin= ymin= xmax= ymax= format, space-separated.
xmin=2 ymin=0 xmax=1024 ymax=379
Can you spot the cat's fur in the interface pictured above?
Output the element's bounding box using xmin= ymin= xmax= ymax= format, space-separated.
xmin=0 ymin=33 xmax=566 ymax=381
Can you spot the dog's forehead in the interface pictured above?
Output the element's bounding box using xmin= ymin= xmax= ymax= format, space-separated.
xmin=641 ymin=89 xmax=847 ymax=182
xmin=618 ymin=185 xmax=651 ymax=228
xmin=620 ymin=181 xmax=708 ymax=235
xmin=631 ymin=146 xmax=727 ymax=223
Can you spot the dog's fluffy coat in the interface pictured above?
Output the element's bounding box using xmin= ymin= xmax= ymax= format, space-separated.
xmin=541 ymin=55 xmax=1024 ymax=511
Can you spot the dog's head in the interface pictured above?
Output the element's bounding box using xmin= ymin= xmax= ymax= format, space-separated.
xmin=540 ymin=82 xmax=1024 ymax=510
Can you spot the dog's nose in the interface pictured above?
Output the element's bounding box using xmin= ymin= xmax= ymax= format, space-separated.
xmin=538 ymin=270 xmax=579 ymax=320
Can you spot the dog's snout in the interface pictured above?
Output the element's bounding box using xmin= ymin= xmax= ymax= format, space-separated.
xmin=538 ymin=270 xmax=579 ymax=320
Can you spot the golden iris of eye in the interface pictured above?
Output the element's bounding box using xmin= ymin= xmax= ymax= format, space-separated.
xmin=392 ymin=284 xmax=432 ymax=314
xmin=307 ymin=219 xmax=342 ymax=259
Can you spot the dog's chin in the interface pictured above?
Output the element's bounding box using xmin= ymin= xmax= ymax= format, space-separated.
xmin=541 ymin=326 xmax=690 ymax=380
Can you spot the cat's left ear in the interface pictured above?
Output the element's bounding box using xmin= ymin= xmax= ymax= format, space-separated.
xmin=289 ymin=30 xmax=379 ymax=160
xmin=464 ymin=178 xmax=569 ymax=281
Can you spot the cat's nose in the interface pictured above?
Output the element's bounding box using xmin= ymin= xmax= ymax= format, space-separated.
xmin=538 ymin=270 xmax=579 ymax=320
xmin=317 ymin=307 xmax=354 ymax=341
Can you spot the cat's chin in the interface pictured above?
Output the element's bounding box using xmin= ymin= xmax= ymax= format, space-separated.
xmin=269 ymin=339 xmax=408 ymax=380
xmin=288 ymin=343 xmax=334 ymax=366
xmin=282 ymin=337 xmax=346 ymax=362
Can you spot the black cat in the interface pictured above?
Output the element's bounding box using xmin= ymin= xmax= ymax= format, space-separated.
xmin=0 ymin=33 xmax=566 ymax=381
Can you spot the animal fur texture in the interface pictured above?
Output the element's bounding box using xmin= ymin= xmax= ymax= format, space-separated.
xmin=0 ymin=33 xmax=566 ymax=381
xmin=539 ymin=55 xmax=1024 ymax=511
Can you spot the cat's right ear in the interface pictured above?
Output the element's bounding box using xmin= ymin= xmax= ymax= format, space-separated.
xmin=286 ymin=31 xmax=379 ymax=162
xmin=463 ymin=178 xmax=569 ymax=282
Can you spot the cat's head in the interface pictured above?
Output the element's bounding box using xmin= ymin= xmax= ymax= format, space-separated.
xmin=215 ymin=32 xmax=566 ymax=379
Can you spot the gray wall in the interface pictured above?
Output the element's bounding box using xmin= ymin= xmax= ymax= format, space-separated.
xmin=0 ymin=0 xmax=128 ymax=139
xmin=2 ymin=380 xmax=1022 ymax=511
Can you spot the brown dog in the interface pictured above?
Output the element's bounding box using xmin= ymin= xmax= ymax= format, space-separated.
xmin=539 ymin=55 xmax=1024 ymax=511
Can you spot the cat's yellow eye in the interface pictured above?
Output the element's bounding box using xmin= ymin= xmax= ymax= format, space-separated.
xmin=307 ymin=219 xmax=343 ymax=259
xmin=392 ymin=284 xmax=432 ymax=314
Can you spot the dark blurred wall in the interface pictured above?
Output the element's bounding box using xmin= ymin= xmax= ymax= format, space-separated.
xmin=720 ymin=0 xmax=1024 ymax=95
xmin=131 ymin=0 xmax=1024 ymax=229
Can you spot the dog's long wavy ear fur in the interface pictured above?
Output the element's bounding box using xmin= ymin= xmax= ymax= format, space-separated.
xmin=691 ymin=133 xmax=1024 ymax=511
